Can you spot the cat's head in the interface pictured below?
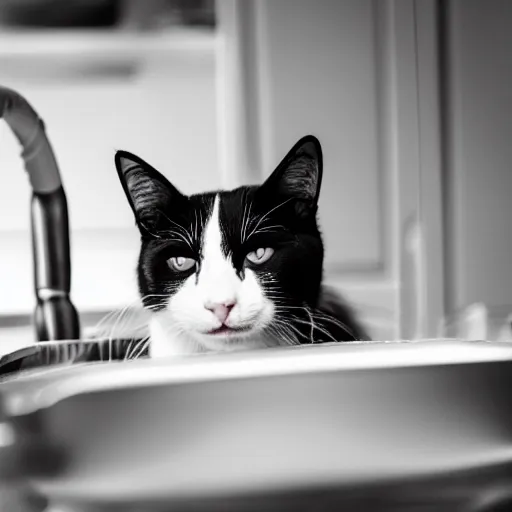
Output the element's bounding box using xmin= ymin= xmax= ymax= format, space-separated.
xmin=115 ymin=136 xmax=324 ymax=355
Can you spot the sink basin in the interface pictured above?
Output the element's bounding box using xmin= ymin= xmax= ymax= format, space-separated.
xmin=1 ymin=339 xmax=512 ymax=511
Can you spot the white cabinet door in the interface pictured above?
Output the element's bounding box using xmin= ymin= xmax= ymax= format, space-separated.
xmin=443 ymin=0 xmax=512 ymax=314
xmin=217 ymin=0 xmax=437 ymax=340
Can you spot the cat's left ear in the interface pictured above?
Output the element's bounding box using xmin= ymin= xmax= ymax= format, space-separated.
xmin=261 ymin=135 xmax=323 ymax=212
xmin=115 ymin=150 xmax=186 ymax=236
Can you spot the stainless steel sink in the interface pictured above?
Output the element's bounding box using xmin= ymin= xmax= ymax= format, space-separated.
xmin=1 ymin=339 xmax=512 ymax=511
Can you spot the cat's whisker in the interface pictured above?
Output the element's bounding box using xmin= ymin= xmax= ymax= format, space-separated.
xmin=159 ymin=229 xmax=193 ymax=250
xmin=156 ymin=233 xmax=187 ymax=245
xmin=266 ymin=324 xmax=286 ymax=346
xmin=275 ymin=302 xmax=357 ymax=341
xmin=91 ymin=311 xmax=120 ymax=336
xmin=304 ymin=307 xmax=316 ymax=342
xmin=242 ymin=202 xmax=248 ymax=242
xmin=276 ymin=313 xmax=326 ymax=344
xmin=121 ymin=305 xmax=149 ymax=324
xmin=261 ymin=284 xmax=286 ymax=291
xmin=241 ymin=200 xmax=253 ymax=244
xmin=273 ymin=303 xmax=311 ymax=310
xmin=140 ymin=294 xmax=170 ymax=306
xmin=199 ymin=207 xmax=204 ymax=231
xmin=158 ymin=209 xmax=195 ymax=249
xmin=92 ymin=297 xmax=142 ymax=329
xmin=193 ymin=209 xmax=200 ymax=246
xmin=270 ymin=323 xmax=299 ymax=347
xmin=123 ymin=338 xmax=137 ymax=361
xmin=139 ymin=222 xmax=163 ymax=240
xmin=125 ymin=337 xmax=141 ymax=361
xmin=128 ymin=336 xmax=151 ymax=360
xmin=251 ymin=224 xmax=286 ymax=236
xmin=246 ymin=197 xmax=294 ymax=242
xmin=270 ymin=318 xmax=302 ymax=346
xmin=299 ymin=302 xmax=356 ymax=338
xmin=288 ymin=315 xmax=337 ymax=343
xmin=106 ymin=305 xmax=131 ymax=361
xmin=91 ymin=300 xmax=146 ymax=357
xmin=140 ymin=294 xmax=171 ymax=312
xmin=280 ymin=319 xmax=308 ymax=345
xmin=272 ymin=304 xmax=332 ymax=343
xmin=157 ymin=209 xmax=187 ymax=235
xmin=240 ymin=201 xmax=248 ymax=243
xmin=311 ymin=311 xmax=357 ymax=340
xmin=111 ymin=309 xmax=151 ymax=341
xmin=263 ymin=291 xmax=288 ymax=298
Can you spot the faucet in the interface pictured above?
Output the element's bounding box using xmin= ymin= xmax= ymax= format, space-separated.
xmin=0 ymin=86 xmax=80 ymax=341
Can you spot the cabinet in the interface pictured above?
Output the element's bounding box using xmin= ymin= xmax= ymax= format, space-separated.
xmin=218 ymin=0 xmax=446 ymax=340
xmin=220 ymin=0 xmax=512 ymax=341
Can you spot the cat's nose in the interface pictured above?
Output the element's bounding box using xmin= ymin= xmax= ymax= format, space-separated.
xmin=205 ymin=301 xmax=236 ymax=323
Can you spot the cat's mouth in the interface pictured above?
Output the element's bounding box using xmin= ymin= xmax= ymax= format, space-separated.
xmin=207 ymin=324 xmax=252 ymax=336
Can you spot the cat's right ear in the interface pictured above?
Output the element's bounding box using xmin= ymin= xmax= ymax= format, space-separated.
xmin=115 ymin=150 xmax=186 ymax=235
xmin=259 ymin=135 xmax=323 ymax=217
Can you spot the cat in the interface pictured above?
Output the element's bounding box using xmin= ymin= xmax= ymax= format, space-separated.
xmin=115 ymin=135 xmax=369 ymax=358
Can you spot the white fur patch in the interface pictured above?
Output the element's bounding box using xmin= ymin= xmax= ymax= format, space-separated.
xmin=150 ymin=195 xmax=274 ymax=358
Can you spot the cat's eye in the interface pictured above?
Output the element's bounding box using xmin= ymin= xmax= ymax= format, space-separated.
xmin=245 ymin=248 xmax=274 ymax=265
xmin=167 ymin=256 xmax=196 ymax=272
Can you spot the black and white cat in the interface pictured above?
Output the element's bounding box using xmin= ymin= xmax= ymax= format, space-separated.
xmin=115 ymin=135 xmax=369 ymax=358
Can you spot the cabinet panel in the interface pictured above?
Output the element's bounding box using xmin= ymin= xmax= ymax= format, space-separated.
xmin=444 ymin=0 xmax=512 ymax=312
xmin=217 ymin=0 xmax=438 ymax=339
xmin=255 ymin=0 xmax=384 ymax=272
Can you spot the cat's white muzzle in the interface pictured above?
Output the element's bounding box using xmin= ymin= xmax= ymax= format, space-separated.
xmin=148 ymin=301 xmax=275 ymax=358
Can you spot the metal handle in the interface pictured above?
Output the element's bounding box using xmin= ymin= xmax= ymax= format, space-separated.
xmin=0 ymin=86 xmax=80 ymax=341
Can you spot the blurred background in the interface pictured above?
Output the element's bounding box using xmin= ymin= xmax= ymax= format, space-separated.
xmin=0 ymin=0 xmax=511 ymax=347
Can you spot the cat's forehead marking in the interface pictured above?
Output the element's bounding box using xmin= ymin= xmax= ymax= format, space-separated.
xmin=199 ymin=194 xmax=234 ymax=272
xmin=197 ymin=194 xmax=242 ymax=298
xmin=197 ymin=190 xmax=246 ymax=260
xmin=201 ymin=195 xmax=223 ymax=263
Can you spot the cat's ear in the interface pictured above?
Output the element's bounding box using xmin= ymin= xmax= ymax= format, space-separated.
xmin=115 ymin=150 xmax=186 ymax=235
xmin=261 ymin=135 xmax=323 ymax=211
